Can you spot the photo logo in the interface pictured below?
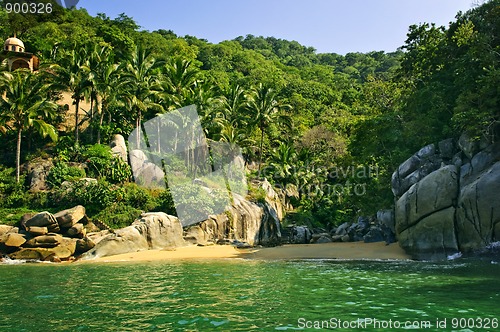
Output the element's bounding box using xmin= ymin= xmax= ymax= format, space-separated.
xmin=54 ymin=0 xmax=79 ymax=9
xmin=128 ymin=105 xmax=248 ymax=227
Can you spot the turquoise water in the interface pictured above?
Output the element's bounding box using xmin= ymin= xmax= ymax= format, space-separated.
xmin=0 ymin=258 xmax=499 ymax=331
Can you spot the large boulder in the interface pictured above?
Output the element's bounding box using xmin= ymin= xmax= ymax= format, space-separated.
xmin=25 ymin=212 xmax=60 ymax=233
xmin=82 ymin=213 xmax=185 ymax=259
xmin=456 ymin=161 xmax=500 ymax=252
xmin=398 ymin=207 xmax=458 ymax=260
xmin=395 ymin=165 xmax=458 ymax=234
xmin=376 ymin=209 xmax=395 ymax=234
xmin=0 ymin=233 xmax=28 ymax=247
xmin=392 ymin=138 xmax=500 ymax=259
xmin=132 ymin=212 xmax=185 ymax=249
xmin=67 ymin=223 xmax=85 ymax=237
xmin=189 ymin=193 xmax=282 ymax=247
xmin=26 ymin=226 xmax=48 ymax=236
xmin=282 ymin=225 xmax=312 ymax=244
xmin=0 ymin=225 xmax=13 ymax=236
xmin=110 ymin=134 xmax=128 ymax=162
xmin=24 ymin=234 xmax=63 ymax=248
xmin=24 ymin=159 xmax=53 ymax=193
xmin=129 ymin=149 xmax=165 ymax=188
xmin=75 ymin=237 xmax=95 ymax=254
xmin=81 ymin=226 xmax=148 ymax=259
xmin=54 ymin=205 xmax=86 ymax=229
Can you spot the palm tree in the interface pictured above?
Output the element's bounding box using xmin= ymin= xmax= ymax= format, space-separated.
xmin=93 ymin=58 xmax=127 ymax=144
xmin=0 ymin=70 xmax=58 ymax=182
xmin=50 ymin=45 xmax=91 ymax=145
xmin=161 ymin=57 xmax=200 ymax=109
xmin=85 ymin=44 xmax=113 ymax=143
xmin=247 ymin=83 xmax=291 ymax=175
xmin=123 ymin=46 xmax=163 ymax=148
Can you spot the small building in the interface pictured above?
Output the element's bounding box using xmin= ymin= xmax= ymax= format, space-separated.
xmin=1 ymin=36 xmax=39 ymax=72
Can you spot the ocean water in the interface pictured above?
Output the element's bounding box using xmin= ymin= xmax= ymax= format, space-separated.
xmin=0 ymin=258 xmax=499 ymax=331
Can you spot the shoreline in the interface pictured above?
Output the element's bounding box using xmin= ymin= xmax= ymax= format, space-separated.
xmin=77 ymin=241 xmax=411 ymax=264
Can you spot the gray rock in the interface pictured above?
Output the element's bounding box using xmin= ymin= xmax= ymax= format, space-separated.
xmin=81 ymin=226 xmax=148 ymax=259
xmin=335 ymin=222 xmax=350 ymax=236
xmin=376 ymin=209 xmax=395 ymax=233
xmin=396 ymin=165 xmax=458 ymax=234
xmin=456 ymin=161 xmax=500 ymax=252
xmin=416 ymin=144 xmax=436 ymax=159
xmin=458 ymin=132 xmax=480 ymax=159
xmin=438 ymin=138 xmax=455 ymax=159
xmin=82 ymin=213 xmax=185 ymax=259
xmin=398 ymin=155 xmax=421 ymax=179
xmin=284 ymin=225 xmax=312 ymax=244
xmin=331 ymin=235 xmax=344 ymax=242
xmin=398 ymin=207 xmax=458 ymax=260
xmin=363 ymin=227 xmax=385 ymax=243
xmin=341 ymin=235 xmax=350 ymax=242
xmin=110 ymin=134 xmax=128 ymax=162
xmin=25 ymin=159 xmax=53 ymax=192
xmin=54 ymin=205 xmax=86 ymax=229
xmin=25 ymin=212 xmax=60 ymax=233
xmin=132 ymin=212 xmax=185 ymax=249
xmin=461 ymin=142 xmax=500 ymax=187
xmin=495 ymin=223 xmax=500 ymax=241
xmin=310 ymin=233 xmax=332 ymax=244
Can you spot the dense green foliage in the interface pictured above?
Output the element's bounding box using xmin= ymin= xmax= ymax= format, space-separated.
xmin=0 ymin=0 xmax=498 ymax=228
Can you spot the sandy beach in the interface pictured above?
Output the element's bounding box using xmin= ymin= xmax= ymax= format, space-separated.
xmin=85 ymin=242 xmax=410 ymax=263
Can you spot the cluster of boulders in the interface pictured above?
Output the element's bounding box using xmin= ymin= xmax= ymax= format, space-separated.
xmin=0 ymin=205 xmax=97 ymax=262
xmin=391 ymin=134 xmax=500 ymax=260
xmin=281 ymin=212 xmax=396 ymax=246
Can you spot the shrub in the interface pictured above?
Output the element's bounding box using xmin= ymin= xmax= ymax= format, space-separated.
xmin=47 ymin=162 xmax=86 ymax=188
xmin=50 ymin=179 xmax=114 ymax=216
xmin=93 ymin=203 xmax=142 ymax=229
xmin=83 ymin=144 xmax=131 ymax=184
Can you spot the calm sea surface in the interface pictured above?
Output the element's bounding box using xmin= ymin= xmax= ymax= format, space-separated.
xmin=0 ymin=258 xmax=499 ymax=331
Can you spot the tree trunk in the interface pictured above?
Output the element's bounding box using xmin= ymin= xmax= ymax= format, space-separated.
xmin=136 ymin=108 xmax=142 ymax=148
xmin=75 ymin=97 xmax=80 ymax=145
xmin=16 ymin=128 xmax=22 ymax=183
xmin=258 ymin=126 xmax=264 ymax=177
xmin=89 ymin=92 xmax=94 ymax=143
xmin=97 ymin=101 xmax=105 ymax=145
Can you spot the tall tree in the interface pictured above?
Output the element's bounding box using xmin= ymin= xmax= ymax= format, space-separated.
xmin=123 ymin=46 xmax=163 ymax=147
xmin=247 ymin=83 xmax=291 ymax=175
xmin=0 ymin=70 xmax=58 ymax=182
xmin=50 ymin=45 xmax=91 ymax=145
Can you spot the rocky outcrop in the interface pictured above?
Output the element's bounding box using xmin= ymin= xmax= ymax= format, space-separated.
xmin=24 ymin=159 xmax=53 ymax=193
xmin=54 ymin=205 xmax=86 ymax=229
xmin=82 ymin=212 xmax=185 ymax=259
xmin=110 ymin=134 xmax=128 ymax=162
xmin=182 ymin=179 xmax=284 ymax=247
xmin=393 ymin=135 xmax=500 ymax=259
xmin=129 ymin=149 xmax=165 ymax=188
xmin=0 ymin=205 xmax=97 ymax=262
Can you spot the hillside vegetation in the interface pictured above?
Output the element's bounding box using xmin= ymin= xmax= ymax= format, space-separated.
xmin=0 ymin=0 xmax=498 ymax=229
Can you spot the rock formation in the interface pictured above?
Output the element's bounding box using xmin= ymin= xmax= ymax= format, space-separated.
xmin=392 ymin=135 xmax=500 ymax=259
xmin=0 ymin=205 xmax=95 ymax=262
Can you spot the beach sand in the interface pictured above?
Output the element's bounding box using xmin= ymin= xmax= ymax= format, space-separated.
xmin=85 ymin=242 xmax=410 ymax=263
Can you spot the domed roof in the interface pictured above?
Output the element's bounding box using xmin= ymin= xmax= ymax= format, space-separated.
xmin=4 ymin=37 xmax=25 ymax=52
